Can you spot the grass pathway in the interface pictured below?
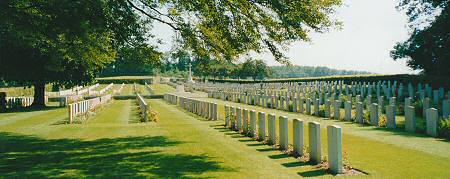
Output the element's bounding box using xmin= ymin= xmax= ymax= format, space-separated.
xmin=0 ymin=97 xmax=310 ymax=178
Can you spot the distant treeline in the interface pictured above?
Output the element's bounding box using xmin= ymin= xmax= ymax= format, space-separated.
xmin=269 ymin=66 xmax=372 ymax=78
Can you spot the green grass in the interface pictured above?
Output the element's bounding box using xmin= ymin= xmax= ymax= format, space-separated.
xmin=92 ymin=84 xmax=110 ymax=91
xmin=0 ymin=85 xmax=53 ymax=96
xmin=1 ymin=84 xmax=449 ymax=178
xmin=195 ymin=96 xmax=450 ymax=178
xmin=151 ymin=84 xmax=176 ymax=95
xmin=0 ymin=98 xmax=309 ymax=178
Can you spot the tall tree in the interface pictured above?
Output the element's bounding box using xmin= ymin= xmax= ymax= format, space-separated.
xmin=391 ymin=0 xmax=449 ymax=76
xmin=0 ymin=0 xmax=150 ymax=107
xmin=1 ymin=0 xmax=342 ymax=107
xmin=241 ymin=59 xmax=271 ymax=81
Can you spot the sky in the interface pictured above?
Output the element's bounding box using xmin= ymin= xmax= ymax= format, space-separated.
xmin=151 ymin=0 xmax=417 ymax=74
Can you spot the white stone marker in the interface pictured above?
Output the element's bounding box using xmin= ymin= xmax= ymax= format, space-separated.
xmin=426 ymin=108 xmax=438 ymax=137
xmin=258 ymin=112 xmax=266 ymax=141
xmin=268 ymin=114 xmax=277 ymax=145
xmin=356 ymin=102 xmax=364 ymax=124
xmin=308 ymin=122 xmax=321 ymax=164
xmin=433 ymin=90 xmax=439 ymax=104
xmin=293 ymin=97 xmax=298 ymax=112
xmin=225 ymin=105 xmax=230 ymax=127
xmin=443 ymin=100 xmax=449 ymax=119
xmin=293 ymin=119 xmax=304 ymax=156
xmin=236 ymin=107 xmax=242 ymax=131
xmin=299 ymin=98 xmax=305 ymax=113
xmin=344 ymin=101 xmax=351 ymax=121
xmin=243 ymin=109 xmax=249 ymax=133
xmin=389 ymin=97 xmax=396 ymax=106
xmin=334 ymin=100 xmax=341 ymax=120
xmin=250 ymin=110 xmax=256 ymax=137
xmin=370 ymin=103 xmax=379 ymax=126
xmin=325 ymin=100 xmax=331 ymax=118
xmin=386 ymin=105 xmax=396 ymax=129
xmin=405 ymin=106 xmax=416 ymax=132
xmin=213 ymin=103 xmax=218 ymax=120
xmin=306 ymin=98 xmax=311 ymax=115
xmin=314 ymin=99 xmax=320 ymax=116
xmin=230 ymin=106 xmax=236 ymax=129
xmin=279 ymin=116 xmax=289 ymax=150
xmin=423 ymin=98 xmax=430 ymax=118
xmin=327 ymin=125 xmax=343 ymax=174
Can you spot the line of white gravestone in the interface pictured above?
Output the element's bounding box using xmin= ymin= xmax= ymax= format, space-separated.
xmin=68 ymin=94 xmax=112 ymax=123
xmin=164 ymin=93 xmax=347 ymax=174
xmin=204 ymin=89 xmax=446 ymax=138
xmin=222 ymin=105 xmax=344 ymax=174
xmin=166 ymin=94 xmax=218 ymax=121
xmin=199 ymin=80 xmax=447 ymax=105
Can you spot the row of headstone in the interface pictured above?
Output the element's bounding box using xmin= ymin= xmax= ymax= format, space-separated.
xmin=204 ymin=89 xmax=445 ymax=138
xmin=195 ymin=80 xmax=449 ymax=106
xmin=5 ymin=97 xmax=34 ymax=109
xmin=208 ymin=87 xmax=448 ymax=117
xmin=165 ymin=93 xmax=218 ymax=121
xmin=144 ymin=82 xmax=154 ymax=94
xmin=224 ymin=105 xmax=344 ymax=174
xmin=67 ymin=94 xmax=112 ymax=123
xmin=46 ymin=86 xmax=84 ymax=97
xmin=112 ymin=83 xmax=125 ymax=95
xmin=88 ymin=83 xmax=114 ymax=95
xmin=136 ymin=93 xmax=149 ymax=122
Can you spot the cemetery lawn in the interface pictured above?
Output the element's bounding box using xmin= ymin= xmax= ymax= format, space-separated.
xmin=1 ymin=84 xmax=448 ymax=178
xmin=150 ymin=84 xmax=176 ymax=95
xmin=0 ymin=99 xmax=302 ymax=177
xmin=194 ymin=96 xmax=450 ymax=178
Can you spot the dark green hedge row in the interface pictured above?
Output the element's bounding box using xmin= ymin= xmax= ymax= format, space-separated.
xmin=96 ymin=79 xmax=152 ymax=85
xmin=208 ymin=74 xmax=450 ymax=89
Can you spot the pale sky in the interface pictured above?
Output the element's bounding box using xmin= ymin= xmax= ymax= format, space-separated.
xmin=151 ymin=0 xmax=417 ymax=74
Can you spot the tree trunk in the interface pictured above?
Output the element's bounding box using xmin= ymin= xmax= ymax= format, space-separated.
xmin=31 ymin=81 xmax=46 ymax=108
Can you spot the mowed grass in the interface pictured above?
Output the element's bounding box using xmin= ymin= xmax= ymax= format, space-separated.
xmin=1 ymin=84 xmax=448 ymax=178
xmin=151 ymin=84 xmax=176 ymax=95
xmin=0 ymin=86 xmax=307 ymax=178
xmin=0 ymin=85 xmax=53 ymax=96
xmin=193 ymin=96 xmax=450 ymax=178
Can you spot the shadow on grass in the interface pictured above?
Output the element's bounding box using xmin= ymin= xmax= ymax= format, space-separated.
xmin=282 ymin=161 xmax=307 ymax=168
xmin=0 ymin=132 xmax=230 ymax=178
xmin=129 ymin=101 xmax=142 ymax=124
xmin=206 ymin=113 xmax=329 ymax=177
xmin=1 ymin=106 xmax=62 ymax=114
xmin=268 ymin=153 xmax=289 ymax=159
xmin=298 ymin=169 xmax=327 ymax=177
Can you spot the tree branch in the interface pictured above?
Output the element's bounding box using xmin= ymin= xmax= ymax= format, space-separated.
xmin=126 ymin=0 xmax=180 ymax=31
xmin=137 ymin=0 xmax=179 ymax=23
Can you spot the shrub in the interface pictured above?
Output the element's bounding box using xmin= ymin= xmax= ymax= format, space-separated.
xmin=378 ymin=115 xmax=387 ymax=127
xmin=363 ymin=110 xmax=370 ymax=124
xmin=149 ymin=110 xmax=159 ymax=122
xmin=288 ymin=104 xmax=294 ymax=112
xmin=351 ymin=110 xmax=357 ymax=121
xmin=413 ymin=101 xmax=423 ymax=117
xmin=318 ymin=106 xmax=326 ymax=117
xmin=438 ymin=118 xmax=450 ymax=139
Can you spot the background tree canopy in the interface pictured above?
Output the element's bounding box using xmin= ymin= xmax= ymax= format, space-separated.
xmin=391 ymin=0 xmax=449 ymax=76
xmin=0 ymin=0 xmax=342 ymax=107
xmin=270 ymin=66 xmax=372 ymax=78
